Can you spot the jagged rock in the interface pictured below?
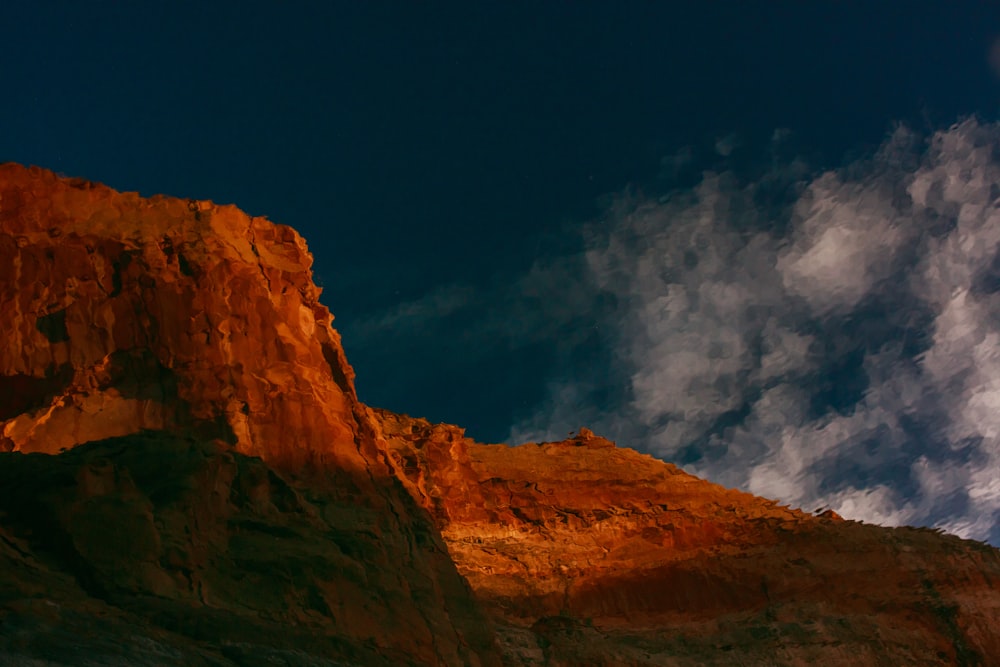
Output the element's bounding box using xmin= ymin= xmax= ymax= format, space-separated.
xmin=0 ymin=164 xmax=501 ymax=666
xmin=3 ymin=164 xmax=1000 ymax=666
xmin=0 ymin=163 xmax=362 ymax=468
xmin=379 ymin=409 xmax=1000 ymax=666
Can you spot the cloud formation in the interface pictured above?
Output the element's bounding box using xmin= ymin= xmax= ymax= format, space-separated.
xmin=347 ymin=119 xmax=1000 ymax=544
xmin=513 ymin=119 xmax=1000 ymax=544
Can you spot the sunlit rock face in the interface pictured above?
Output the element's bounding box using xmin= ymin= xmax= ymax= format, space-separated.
xmin=0 ymin=163 xmax=362 ymax=468
xmin=379 ymin=409 xmax=1000 ymax=666
xmin=3 ymin=164 xmax=1000 ymax=666
xmin=0 ymin=164 xmax=501 ymax=667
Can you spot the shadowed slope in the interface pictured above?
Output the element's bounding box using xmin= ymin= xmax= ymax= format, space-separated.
xmin=0 ymin=164 xmax=501 ymax=666
xmin=0 ymin=431 xmax=496 ymax=665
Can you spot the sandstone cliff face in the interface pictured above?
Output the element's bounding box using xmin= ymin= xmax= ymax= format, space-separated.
xmin=4 ymin=164 xmax=1000 ymax=666
xmin=0 ymin=432 xmax=491 ymax=666
xmin=0 ymin=164 xmax=500 ymax=666
xmin=0 ymin=163 xmax=357 ymax=466
xmin=379 ymin=410 xmax=1000 ymax=666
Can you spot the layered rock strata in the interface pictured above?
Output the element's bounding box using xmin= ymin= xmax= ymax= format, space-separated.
xmin=380 ymin=410 xmax=1000 ymax=666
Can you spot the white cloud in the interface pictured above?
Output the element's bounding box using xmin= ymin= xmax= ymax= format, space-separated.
xmin=758 ymin=319 xmax=814 ymax=381
xmin=356 ymin=118 xmax=1000 ymax=545
xmin=511 ymin=118 xmax=1000 ymax=544
xmin=346 ymin=284 xmax=476 ymax=339
xmin=826 ymin=486 xmax=917 ymax=528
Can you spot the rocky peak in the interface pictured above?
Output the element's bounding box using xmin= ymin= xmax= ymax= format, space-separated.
xmin=3 ymin=164 xmax=1000 ymax=666
xmin=0 ymin=164 xmax=502 ymax=666
xmin=0 ymin=162 xmax=368 ymax=469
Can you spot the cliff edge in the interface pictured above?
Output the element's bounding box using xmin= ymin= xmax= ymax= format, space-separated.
xmin=0 ymin=163 xmax=500 ymax=666
xmin=378 ymin=408 xmax=1000 ymax=665
xmin=2 ymin=164 xmax=1000 ymax=666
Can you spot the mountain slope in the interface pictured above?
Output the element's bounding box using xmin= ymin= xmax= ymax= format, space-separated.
xmin=0 ymin=432 xmax=496 ymax=666
xmin=1 ymin=164 xmax=1000 ymax=665
xmin=0 ymin=163 xmax=500 ymax=666
xmin=379 ymin=409 xmax=1000 ymax=666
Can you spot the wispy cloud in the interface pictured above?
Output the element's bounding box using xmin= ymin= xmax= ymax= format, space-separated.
xmin=513 ymin=119 xmax=1000 ymax=544
xmin=344 ymin=254 xmax=596 ymax=354
xmin=349 ymin=119 xmax=1000 ymax=545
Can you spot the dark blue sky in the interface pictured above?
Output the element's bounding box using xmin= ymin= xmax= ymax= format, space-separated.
xmin=3 ymin=2 xmax=1000 ymax=444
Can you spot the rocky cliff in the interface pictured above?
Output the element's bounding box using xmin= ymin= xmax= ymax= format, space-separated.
xmin=378 ymin=404 xmax=1000 ymax=665
xmin=0 ymin=163 xmax=500 ymax=666
xmin=2 ymin=164 xmax=1000 ymax=666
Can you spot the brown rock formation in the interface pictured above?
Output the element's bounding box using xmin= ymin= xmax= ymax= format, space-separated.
xmin=380 ymin=410 xmax=1000 ymax=666
xmin=2 ymin=163 xmax=1000 ymax=666
xmin=0 ymin=162 xmax=358 ymax=467
xmin=0 ymin=163 xmax=500 ymax=666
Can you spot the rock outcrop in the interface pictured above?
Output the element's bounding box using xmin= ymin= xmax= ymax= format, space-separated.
xmin=379 ymin=410 xmax=1000 ymax=666
xmin=0 ymin=163 xmax=501 ymax=666
xmin=1 ymin=163 xmax=359 ymax=467
xmin=0 ymin=432 xmax=496 ymax=666
xmin=2 ymin=163 xmax=1000 ymax=666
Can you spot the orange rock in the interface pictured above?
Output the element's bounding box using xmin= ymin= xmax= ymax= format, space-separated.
xmin=0 ymin=163 xmax=363 ymax=470
xmin=0 ymin=164 xmax=501 ymax=666
xmin=379 ymin=409 xmax=1000 ymax=665
xmin=4 ymin=164 xmax=1000 ymax=665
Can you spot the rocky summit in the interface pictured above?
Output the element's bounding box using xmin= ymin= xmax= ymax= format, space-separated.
xmin=1 ymin=163 xmax=999 ymax=666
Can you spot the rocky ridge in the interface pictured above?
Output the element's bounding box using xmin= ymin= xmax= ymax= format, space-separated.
xmin=1 ymin=163 xmax=1000 ymax=665
xmin=378 ymin=411 xmax=1000 ymax=665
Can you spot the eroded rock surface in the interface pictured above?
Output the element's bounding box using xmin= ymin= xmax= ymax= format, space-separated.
xmin=3 ymin=164 xmax=1000 ymax=666
xmin=0 ymin=164 xmax=500 ymax=666
xmin=379 ymin=410 xmax=1000 ymax=666
xmin=0 ymin=163 xmax=360 ymax=467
